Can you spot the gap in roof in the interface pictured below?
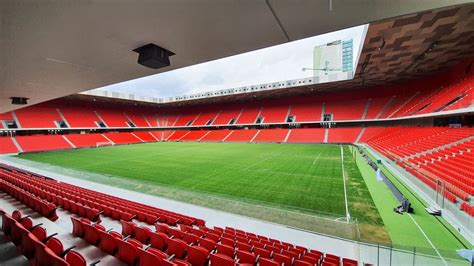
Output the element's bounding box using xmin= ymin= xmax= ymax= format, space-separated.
xmin=91 ymin=24 xmax=367 ymax=99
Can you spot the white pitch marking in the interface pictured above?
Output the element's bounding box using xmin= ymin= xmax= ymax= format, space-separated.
xmin=340 ymin=145 xmax=350 ymax=223
xmin=312 ymin=153 xmax=321 ymax=165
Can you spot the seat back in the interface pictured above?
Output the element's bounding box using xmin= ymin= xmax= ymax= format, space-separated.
xmin=98 ymin=230 xmax=118 ymax=255
xmin=259 ymin=257 xmax=279 ymax=266
xmin=46 ymin=237 xmax=64 ymax=256
xmin=137 ymin=248 xmax=163 ymax=266
xmin=121 ymin=220 xmax=135 ymax=237
xmin=65 ymin=250 xmax=87 ymax=266
xmin=117 ymin=239 xmax=140 ymax=265
xmin=133 ymin=225 xmax=151 ymax=244
xmin=273 ymin=253 xmax=293 ymax=265
xmin=210 ymin=253 xmax=235 ymax=266
xmin=216 ymin=243 xmax=234 ymax=257
xmin=83 ymin=223 xmax=100 ymax=245
xmin=167 ymin=238 xmax=188 ymax=259
xmin=71 ymin=217 xmax=85 ymax=238
xmin=235 ymin=249 xmax=255 ymax=264
xmin=149 ymin=231 xmax=168 ymax=251
xmin=186 ymin=245 xmax=209 ymax=266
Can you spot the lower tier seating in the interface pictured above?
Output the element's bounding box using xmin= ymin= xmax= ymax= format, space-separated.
xmin=253 ymin=129 xmax=289 ymax=143
xmin=286 ymin=128 xmax=325 ymax=143
xmin=365 ymin=127 xmax=474 ymax=216
xmin=15 ymin=135 xmax=72 ymax=153
xmin=0 ymin=137 xmax=19 ymax=154
xmin=0 ymin=164 xmax=360 ymax=265
xmin=64 ymin=133 xmax=109 ymax=148
xmin=103 ymin=132 xmax=142 ymax=145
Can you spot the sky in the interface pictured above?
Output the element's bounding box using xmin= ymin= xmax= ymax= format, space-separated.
xmin=92 ymin=25 xmax=367 ymax=99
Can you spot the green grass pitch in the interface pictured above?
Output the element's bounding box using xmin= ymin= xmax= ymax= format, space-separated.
xmin=19 ymin=142 xmax=385 ymax=240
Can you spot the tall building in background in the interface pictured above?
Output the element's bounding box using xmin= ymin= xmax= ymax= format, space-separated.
xmin=313 ymin=39 xmax=353 ymax=77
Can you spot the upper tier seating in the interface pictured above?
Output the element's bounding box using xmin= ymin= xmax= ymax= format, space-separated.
xmin=15 ymin=135 xmax=72 ymax=153
xmin=15 ymin=105 xmax=62 ymax=128
xmin=192 ymin=110 xmax=219 ymax=126
xmin=64 ymin=133 xmax=109 ymax=148
xmin=174 ymin=113 xmax=198 ymax=127
xmin=212 ymin=105 xmax=242 ymax=125
xmin=288 ymin=98 xmax=322 ymax=122
xmin=286 ymin=128 xmax=325 ymax=143
xmin=259 ymin=101 xmax=289 ymax=123
xmin=60 ymin=107 xmax=100 ymax=128
xmin=236 ymin=106 xmax=260 ymax=124
xmin=0 ymin=112 xmax=14 ymax=129
xmin=125 ymin=111 xmax=150 ymax=127
xmin=102 ymin=133 xmax=142 ymax=145
xmin=364 ymin=96 xmax=392 ymax=120
xmin=325 ymin=98 xmax=367 ymax=121
xmin=0 ymin=164 xmax=360 ymax=265
xmin=96 ymin=109 xmax=130 ymax=127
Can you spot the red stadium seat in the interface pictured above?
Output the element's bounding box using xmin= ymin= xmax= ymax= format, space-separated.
xmin=98 ymin=230 xmax=119 ymax=255
xmin=167 ymin=238 xmax=188 ymax=259
xmin=116 ymin=239 xmax=140 ymax=265
xmin=186 ymin=245 xmax=209 ymax=266
xmin=65 ymin=250 xmax=87 ymax=266
xmin=210 ymin=253 xmax=235 ymax=266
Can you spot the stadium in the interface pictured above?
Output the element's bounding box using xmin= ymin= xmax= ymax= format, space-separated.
xmin=0 ymin=1 xmax=473 ymax=266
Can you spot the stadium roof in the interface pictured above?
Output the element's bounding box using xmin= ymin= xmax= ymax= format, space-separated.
xmin=81 ymin=3 xmax=474 ymax=107
xmin=1 ymin=1 xmax=472 ymax=113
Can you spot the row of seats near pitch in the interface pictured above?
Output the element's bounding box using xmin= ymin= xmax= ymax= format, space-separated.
xmin=1 ymin=209 xmax=90 ymax=266
xmin=71 ymin=216 xmax=359 ymax=266
xmin=0 ymin=164 xmax=363 ymax=266
xmin=0 ymin=166 xmax=203 ymax=227
xmin=365 ymin=127 xmax=474 ymax=212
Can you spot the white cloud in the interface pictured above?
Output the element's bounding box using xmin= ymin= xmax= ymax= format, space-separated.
xmin=93 ymin=25 xmax=367 ymax=98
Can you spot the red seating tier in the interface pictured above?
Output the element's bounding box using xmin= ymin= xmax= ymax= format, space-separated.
xmin=133 ymin=132 xmax=158 ymax=142
xmin=168 ymin=131 xmax=191 ymax=141
xmin=15 ymin=135 xmax=72 ymax=152
xmin=15 ymin=105 xmax=62 ymax=128
xmin=0 ymin=137 xmax=19 ymax=154
xmin=236 ymin=105 xmax=261 ymax=124
xmin=64 ymin=133 xmax=109 ymax=148
xmin=253 ymin=129 xmax=289 ymax=143
xmin=60 ymin=107 xmax=99 ymax=128
xmin=286 ymin=128 xmax=325 ymax=143
xmin=327 ymin=128 xmax=362 ymax=143
xmin=200 ymin=130 xmax=232 ymax=142
xmin=96 ymin=109 xmax=130 ymax=127
xmin=180 ymin=131 xmax=210 ymax=141
xmin=102 ymin=132 xmax=142 ymax=144
xmin=225 ymin=130 xmax=258 ymax=142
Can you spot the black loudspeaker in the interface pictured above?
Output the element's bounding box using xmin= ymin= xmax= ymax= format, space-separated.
xmin=133 ymin=43 xmax=175 ymax=69
xmin=10 ymin=97 xmax=28 ymax=105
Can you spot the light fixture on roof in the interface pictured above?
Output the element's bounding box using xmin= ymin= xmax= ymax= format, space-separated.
xmin=10 ymin=97 xmax=28 ymax=105
xmin=133 ymin=43 xmax=175 ymax=69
